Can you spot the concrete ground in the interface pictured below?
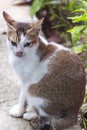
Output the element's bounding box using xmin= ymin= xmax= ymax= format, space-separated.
xmin=0 ymin=1 xmax=82 ymax=130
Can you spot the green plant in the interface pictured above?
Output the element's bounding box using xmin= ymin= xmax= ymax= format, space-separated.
xmin=68 ymin=7 xmax=87 ymax=45
xmin=30 ymin=0 xmax=78 ymax=30
xmin=30 ymin=0 xmax=87 ymax=59
xmin=30 ymin=0 xmax=45 ymax=17
xmin=80 ymin=90 xmax=87 ymax=130
xmin=30 ymin=0 xmax=87 ymax=46
xmin=67 ymin=0 xmax=87 ymax=69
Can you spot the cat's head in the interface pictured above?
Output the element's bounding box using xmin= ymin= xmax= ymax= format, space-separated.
xmin=3 ymin=11 xmax=44 ymax=57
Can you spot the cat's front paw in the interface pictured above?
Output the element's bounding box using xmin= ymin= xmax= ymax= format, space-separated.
xmin=10 ymin=104 xmax=24 ymax=117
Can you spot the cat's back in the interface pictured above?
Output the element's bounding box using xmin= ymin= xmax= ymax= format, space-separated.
xmin=39 ymin=40 xmax=85 ymax=82
xmin=29 ymin=41 xmax=86 ymax=115
xmin=49 ymin=44 xmax=85 ymax=80
xmin=30 ymin=40 xmax=86 ymax=96
xmin=46 ymin=43 xmax=85 ymax=96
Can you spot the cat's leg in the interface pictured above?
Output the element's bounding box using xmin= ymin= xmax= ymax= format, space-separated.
xmin=10 ymin=87 xmax=26 ymax=117
xmin=23 ymin=95 xmax=49 ymax=120
xmin=23 ymin=104 xmax=49 ymax=121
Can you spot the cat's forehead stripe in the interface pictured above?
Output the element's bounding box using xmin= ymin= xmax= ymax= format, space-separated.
xmin=14 ymin=22 xmax=30 ymax=42
xmin=17 ymin=22 xmax=29 ymax=31
xmin=16 ymin=23 xmax=28 ymax=42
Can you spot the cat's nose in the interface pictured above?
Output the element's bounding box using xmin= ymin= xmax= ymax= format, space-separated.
xmin=16 ymin=51 xmax=23 ymax=57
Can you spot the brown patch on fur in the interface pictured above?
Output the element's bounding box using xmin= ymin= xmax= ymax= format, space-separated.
xmin=29 ymin=50 xmax=85 ymax=120
xmin=7 ymin=31 xmax=18 ymax=42
xmin=26 ymin=32 xmax=38 ymax=46
xmin=36 ymin=38 xmax=57 ymax=61
xmin=7 ymin=22 xmax=31 ymax=43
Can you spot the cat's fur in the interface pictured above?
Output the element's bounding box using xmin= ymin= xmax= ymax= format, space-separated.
xmin=3 ymin=11 xmax=86 ymax=130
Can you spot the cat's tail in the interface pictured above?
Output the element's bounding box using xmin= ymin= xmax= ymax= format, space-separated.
xmin=50 ymin=114 xmax=77 ymax=130
xmin=29 ymin=114 xmax=77 ymax=130
xmin=40 ymin=114 xmax=77 ymax=130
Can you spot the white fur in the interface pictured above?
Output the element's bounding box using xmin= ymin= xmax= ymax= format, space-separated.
xmin=50 ymin=41 xmax=70 ymax=51
xmin=9 ymin=35 xmax=70 ymax=119
xmin=9 ymin=34 xmax=50 ymax=118
xmin=39 ymin=35 xmax=48 ymax=45
xmin=39 ymin=35 xmax=70 ymax=51
xmin=23 ymin=112 xmax=38 ymax=120
xmin=10 ymin=104 xmax=25 ymax=117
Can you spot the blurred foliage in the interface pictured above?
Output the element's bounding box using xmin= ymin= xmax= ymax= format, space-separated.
xmin=30 ymin=0 xmax=75 ymax=30
xmin=67 ymin=0 xmax=87 ymax=68
xmin=30 ymin=0 xmax=87 ymax=64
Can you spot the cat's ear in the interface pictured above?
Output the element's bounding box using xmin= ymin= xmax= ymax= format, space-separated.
xmin=3 ymin=11 xmax=17 ymax=31
xmin=27 ymin=18 xmax=44 ymax=34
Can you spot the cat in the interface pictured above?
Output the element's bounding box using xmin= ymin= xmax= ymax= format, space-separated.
xmin=3 ymin=11 xmax=86 ymax=130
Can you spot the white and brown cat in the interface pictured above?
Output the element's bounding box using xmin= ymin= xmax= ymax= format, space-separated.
xmin=3 ymin=11 xmax=86 ymax=130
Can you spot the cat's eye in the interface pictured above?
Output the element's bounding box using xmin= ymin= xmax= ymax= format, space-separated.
xmin=11 ymin=41 xmax=17 ymax=46
xmin=24 ymin=42 xmax=32 ymax=47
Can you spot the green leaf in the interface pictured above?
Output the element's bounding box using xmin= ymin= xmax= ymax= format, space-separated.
xmin=79 ymin=0 xmax=87 ymax=8
xmin=68 ymin=0 xmax=76 ymax=11
xmin=52 ymin=23 xmax=66 ymax=29
xmin=50 ymin=15 xmax=57 ymax=21
xmin=68 ymin=8 xmax=87 ymax=23
xmin=30 ymin=0 xmax=44 ymax=17
xmin=68 ymin=15 xmax=87 ymax=23
xmin=83 ymin=119 xmax=87 ymax=129
xmin=68 ymin=25 xmax=85 ymax=46
xmin=71 ymin=43 xmax=87 ymax=54
xmin=72 ymin=8 xmax=86 ymax=13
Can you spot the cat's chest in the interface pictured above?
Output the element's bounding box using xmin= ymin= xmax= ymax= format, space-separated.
xmin=9 ymin=54 xmax=49 ymax=84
